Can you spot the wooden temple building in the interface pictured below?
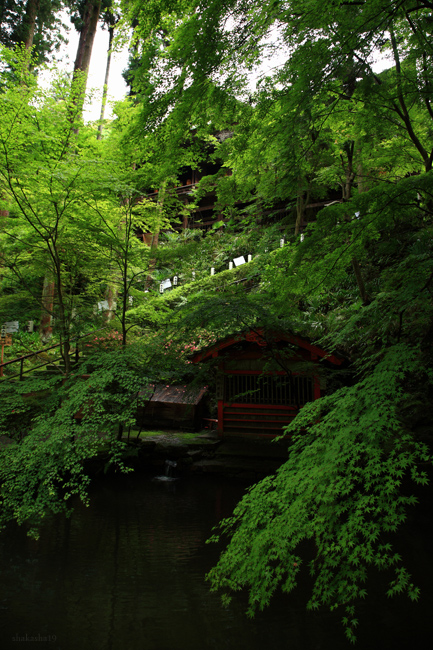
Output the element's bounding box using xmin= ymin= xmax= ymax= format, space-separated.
xmin=192 ymin=329 xmax=343 ymax=438
xmin=136 ymin=384 xmax=208 ymax=430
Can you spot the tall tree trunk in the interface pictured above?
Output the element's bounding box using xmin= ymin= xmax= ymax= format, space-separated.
xmin=70 ymin=0 xmax=102 ymax=122
xmin=351 ymin=257 xmax=369 ymax=305
xmin=53 ymin=255 xmax=72 ymax=375
xmin=341 ymin=141 xmax=355 ymax=201
xmin=73 ymin=0 xmax=101 ymax=74
xmin=22 ymin=0 xmax=40 ymax=50
xmin=295 ymin=181 xmax=310 ymax=236
xmin=344 ymin=141 xmax=370 ymax=304
xmin=121 ymin=257 xmax=128 ymax=347
xmin=39 ymin=274 xmax=55 ymax=341
xmin=145 ymin=183 xmax=167 ymax=289
xmin=97 ymin=24 xmax=114 ymax=140
xmin=356 ymin=147 xmax=368 ymax=194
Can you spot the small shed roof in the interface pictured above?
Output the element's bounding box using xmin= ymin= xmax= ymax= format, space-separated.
xmin=141 ymin=384 xmax=208 ymax=405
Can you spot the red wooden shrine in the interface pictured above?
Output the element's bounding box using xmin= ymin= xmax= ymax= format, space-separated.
xmin=193 ymin=329 xmax=343 ymax=438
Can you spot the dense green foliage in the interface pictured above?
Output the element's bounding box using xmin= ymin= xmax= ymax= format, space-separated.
xmin=0 ymin=344 xmax=153 ymax=538
xmin=1 ymin=0 xmax=433 ymax=640
xmin=207 ymin=345 xmax=431 ymax=642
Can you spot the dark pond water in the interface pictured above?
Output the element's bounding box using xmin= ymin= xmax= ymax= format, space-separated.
xmin=0 ymin=472 xmax=432 ymax=650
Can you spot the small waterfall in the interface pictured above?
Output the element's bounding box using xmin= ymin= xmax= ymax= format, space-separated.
xmin=165 ymin=460 xmax=177 ymax=477
xmin=153 ymin=459 xmax=179 ymax=482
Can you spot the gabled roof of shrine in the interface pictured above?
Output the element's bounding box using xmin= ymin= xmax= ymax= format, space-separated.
xmin=191 ymin=328 xmax=344 ymax=365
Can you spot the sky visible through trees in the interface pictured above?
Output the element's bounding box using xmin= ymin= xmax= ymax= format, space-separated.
xmin=29 ymin=5 xmax=393 ymax=123
xmin=38 ymin=9 xmax=129 ymax=121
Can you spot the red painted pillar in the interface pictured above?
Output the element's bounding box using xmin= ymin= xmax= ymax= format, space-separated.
xmin=217 ymin=400 xmax=224 ymax=438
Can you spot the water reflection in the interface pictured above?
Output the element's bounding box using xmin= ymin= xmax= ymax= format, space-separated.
xmin=0 ymin=473 xmax=432 ymax=650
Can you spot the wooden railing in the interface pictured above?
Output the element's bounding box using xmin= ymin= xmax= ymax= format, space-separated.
xmin=0 ymin=328 xmax=107 ymax=381
xmin=224 ymin=373 xmax=314 ymax=406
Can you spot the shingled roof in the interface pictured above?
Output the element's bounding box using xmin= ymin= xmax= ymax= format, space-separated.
xmin=141 ymin=384 xmax=208 ymax=405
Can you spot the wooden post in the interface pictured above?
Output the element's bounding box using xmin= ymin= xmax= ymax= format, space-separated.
xmin=0 ymin=340 xmax=4 ymax=378
xmin=0 ymin=334 xmax=12 ymax=377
